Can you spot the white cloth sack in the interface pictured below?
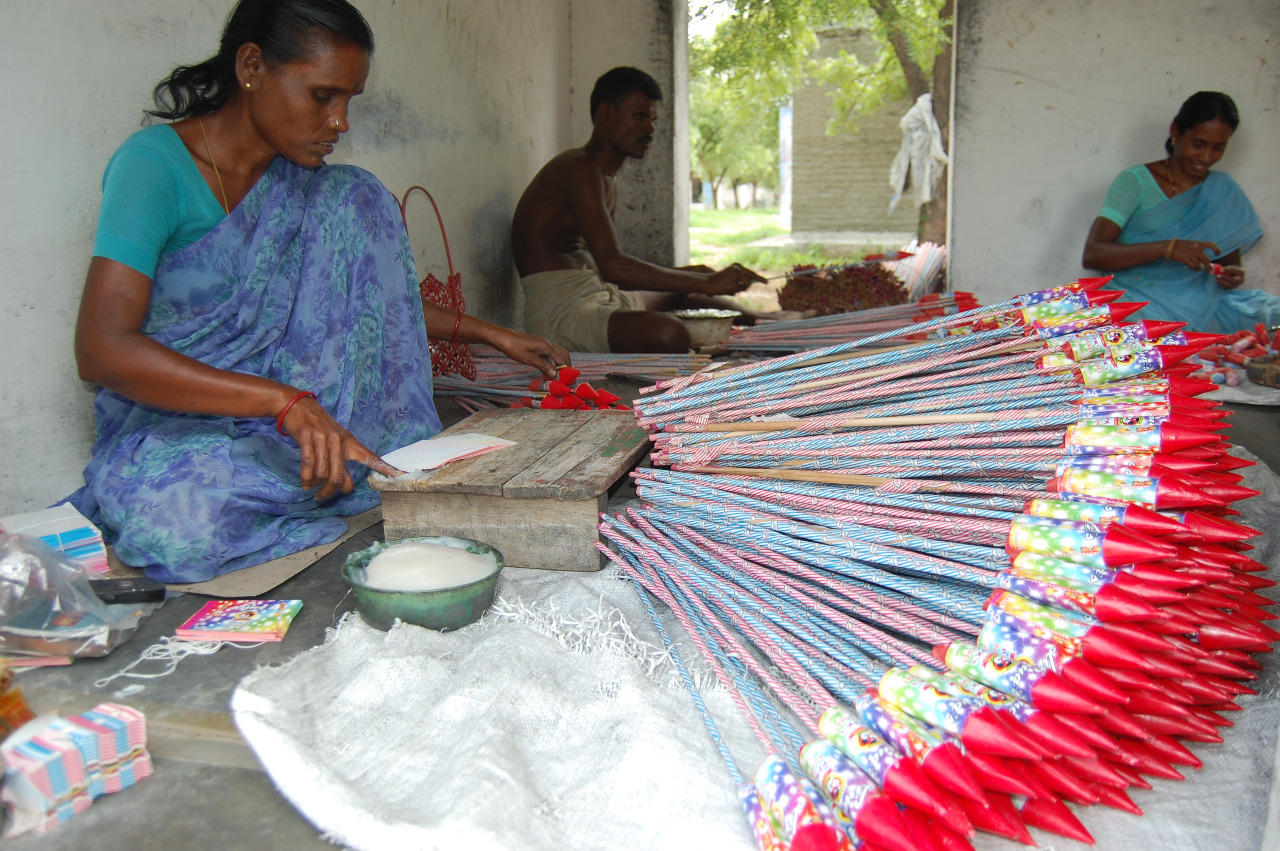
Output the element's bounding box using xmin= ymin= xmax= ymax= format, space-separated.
xmin=888 ymin=92 xmax=949 ymax=215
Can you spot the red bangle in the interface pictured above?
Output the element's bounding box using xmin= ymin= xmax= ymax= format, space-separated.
xmin=450 ymin=308 xmax=464 ymax=344
xmin=276 ymin=390 xmax=317 ymax=435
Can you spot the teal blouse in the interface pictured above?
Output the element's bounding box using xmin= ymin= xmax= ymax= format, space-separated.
xmin=92 ymin=124 xmax=227 ymax=278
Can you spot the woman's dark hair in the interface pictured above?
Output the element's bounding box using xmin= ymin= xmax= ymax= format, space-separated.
xmin=148 ymin=0 xmax=374 ymax=121
xmin=1166 ymin=91 xmax=1239 ymax=154
xmin=590 ymin=67 xmax=663 ymax=122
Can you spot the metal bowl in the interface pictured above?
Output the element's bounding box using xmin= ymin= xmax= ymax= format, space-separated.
xmin=341 ymin=536 xmax=504 ymax=631
xmin=670 ymin=308 xmax=740 ymax=348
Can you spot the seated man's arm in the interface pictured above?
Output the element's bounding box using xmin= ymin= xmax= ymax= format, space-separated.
xmin=567 ymin=160 xmax=759 ymax=296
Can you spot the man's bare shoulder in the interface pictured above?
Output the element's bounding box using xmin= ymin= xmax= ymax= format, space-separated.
xmin=526 ymin=147 xmax=599 ymax=193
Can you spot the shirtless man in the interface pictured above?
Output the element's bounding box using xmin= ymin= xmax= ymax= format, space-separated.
xmin=512 ymin=66 xmax=767 ymax=353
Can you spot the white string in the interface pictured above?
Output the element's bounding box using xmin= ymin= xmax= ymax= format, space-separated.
xmin=93 ymin=636 xmax=261 ymax=688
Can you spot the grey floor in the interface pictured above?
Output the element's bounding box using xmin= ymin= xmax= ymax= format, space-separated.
xmin=4 ymin=398 xmax=1278 ymax=850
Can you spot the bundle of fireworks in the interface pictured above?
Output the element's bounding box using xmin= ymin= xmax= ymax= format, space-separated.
xmin=779 ymin=261 xmax=910 ymax=316
xmin=731 ymin=292 xmax=982 ymax=354
xmin=598 ymin=276 xmax=1273 ymax=849
xmin=432 ymin=349 xmax=711 ymax=412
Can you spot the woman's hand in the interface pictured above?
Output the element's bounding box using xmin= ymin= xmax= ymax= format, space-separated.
xmin=1167 ymin=238 xmax=1220 ymax=272
xmin=1214 ymin=265 xmax=1246 ymax=290
xmin=486 ymin=327 xmax=571 ymax=377
xmin=279 ymin=394 xmax=404 ymax=502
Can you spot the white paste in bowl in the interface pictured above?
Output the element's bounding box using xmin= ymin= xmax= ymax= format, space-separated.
xmin=363 ymin=541 xmax=497 ymax=591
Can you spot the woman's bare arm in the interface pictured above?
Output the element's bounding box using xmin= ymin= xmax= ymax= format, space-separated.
xmin=76 ymin=256 xmax=399 ymax=498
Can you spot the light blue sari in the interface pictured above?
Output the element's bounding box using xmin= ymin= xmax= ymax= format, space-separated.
xmin=71 ymin=159 xmax=442 ymax=583
xmin=1110 ymin=171 xmax=1274 ymax=334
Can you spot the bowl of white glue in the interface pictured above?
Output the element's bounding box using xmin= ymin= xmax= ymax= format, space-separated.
xmin=341 ymin=536 xmax=504 ymax=631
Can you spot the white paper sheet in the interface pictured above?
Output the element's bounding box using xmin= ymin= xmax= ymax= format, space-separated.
xmin=380 ymin=433 xmax=516 ymax=475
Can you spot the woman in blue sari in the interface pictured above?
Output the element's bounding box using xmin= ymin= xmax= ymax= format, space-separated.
xmin=1082 ymin=91 xmax=1275 ymax=334
xmin=71 ymin=0 xmax=568 ymax=583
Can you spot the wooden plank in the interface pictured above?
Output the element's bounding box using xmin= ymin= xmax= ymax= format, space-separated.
xmin=372 ymin=408 xmax=534 ymax=494
xmin=551 ymin=415 xmax=651 ymax=497
xmin=380 ymin=490 xmax=606 ymax=571
xmin=504 ymin=411 xmax=650 ymax=499
xmin=418 ymin=409 xmax=592 ymax=495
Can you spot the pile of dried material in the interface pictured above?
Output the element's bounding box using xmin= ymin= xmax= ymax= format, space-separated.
xmin=779 ymin=263 xmax=909 ymax=315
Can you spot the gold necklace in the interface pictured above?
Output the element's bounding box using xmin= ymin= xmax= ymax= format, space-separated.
xmin=198 ymin=117 xmax=231 ymax=215
xmin=1163 ymin=157 xmax=1204 ymax=194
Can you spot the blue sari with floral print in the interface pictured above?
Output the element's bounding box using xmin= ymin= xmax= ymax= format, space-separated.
xmin=71 ymin=159 xmax=441 ymax=583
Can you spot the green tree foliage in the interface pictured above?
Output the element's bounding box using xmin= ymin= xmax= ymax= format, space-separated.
xmin=689 ymin=36 xmax=779 ymax=208
xmin=690 ymin=1 xmax=954 ymax=238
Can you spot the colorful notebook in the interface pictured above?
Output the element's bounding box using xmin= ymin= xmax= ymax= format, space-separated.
xmin=174 ymin=599 xmax=303 ymax=643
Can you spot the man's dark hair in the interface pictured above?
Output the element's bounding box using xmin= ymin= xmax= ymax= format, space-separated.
xmin=589 ymin=67 xmax=662 ymax=122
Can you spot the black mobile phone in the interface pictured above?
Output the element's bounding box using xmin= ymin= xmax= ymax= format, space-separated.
xmin=87 ymin=577 xmax=167 ymax=605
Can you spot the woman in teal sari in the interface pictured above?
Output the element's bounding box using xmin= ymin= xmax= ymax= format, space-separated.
xmin=71 ymin=0 xmax=568 ymax=582
xmin=1082 ymin=91 xmax=1275 ymax=334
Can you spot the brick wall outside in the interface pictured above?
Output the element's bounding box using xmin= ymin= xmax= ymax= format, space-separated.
xmin=792 ymin=28 xmax=920 ymax=233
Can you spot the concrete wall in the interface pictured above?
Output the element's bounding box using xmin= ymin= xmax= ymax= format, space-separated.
xmin=569 ymin=0 xmax=690 ymax=266
xmin=0 ymin=0 xmax=683 ymax=513
xmin=791 ymin=28 xmax=919 ymax=233
xmin=951 ymin=0 xmax=1280 ymax=305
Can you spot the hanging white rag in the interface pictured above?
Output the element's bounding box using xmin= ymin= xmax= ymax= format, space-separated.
xmin=887 ymin=92 xmax=949 ymax=214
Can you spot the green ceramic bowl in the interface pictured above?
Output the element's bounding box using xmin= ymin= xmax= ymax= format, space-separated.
xmin=341 ymin=536 xmax=504 ymax=632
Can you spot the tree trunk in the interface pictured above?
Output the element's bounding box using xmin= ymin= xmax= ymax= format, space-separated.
xmin=711 ymin=170 xmax=728 ymax=210
xmin=868 ymin=0 xmax=932 ymax=99
xmin=920 ymin=0 xmax=954 ymax=247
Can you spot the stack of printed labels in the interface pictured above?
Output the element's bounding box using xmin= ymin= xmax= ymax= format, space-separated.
xmin=1 ymin=702 xmax=151 ymax=836
xmin=0 ymin=503 xmax=109 ymax=575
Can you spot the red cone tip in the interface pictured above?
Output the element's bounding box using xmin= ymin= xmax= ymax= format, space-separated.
xmin=1167 ymin=375 xmax=1222 ymax=396
xmin=1094 ymin=621 xmax=1173 ymax=653
xmin=1082 ymin=627 xmax=1152 ymax=672
xmin=1094 ymin=584 xmax=1167 ymax=623
xmin=1049 ymin=712 xmax=1120 ymax=753
xmin=964 ymin=751 xmax=1052 ymax=800
xmin=1078 ymin=276 xmax=1114 ymax=290
xmin=1109 ymin=571 xmax=1186 ymax=604
xmin=1161 ymin=363 xmax=1201 ymax=377
xmin=1061 ymin=657 xmax=1131 ymax=705
xmin=788 ymin=822 xmax=846 ymax=851
xmin=1101 ymin=523 xmax=1178 ymax=566
xmin=1061 ymin=755 xmax=1128 ymax=789
xmin=1200 ymin=483 xmax=1263 ymax=503
xmin=1030 ymin=670 xmax=1108 ymax=716
xmin=1106 ymin=301 xmax=1148 ymax=323
xmin=932 ymin=644 xmax=950 ymax=665
xmin=556 ymin=366 xmax=581 ymax=383
xmin=956 ymin=790 xmax=1030 ymax=843
xmin=922 ymin=743 xmax=989 ymax=805
xmin=1162 ymin=415 xmax=1230 ymax=434
xmin=1155 ymin=344 xmax=1204 ymax=366
xmin=856 ymin=794 xmax=920 ymax=851
xmin=1110 ymin=741 xmax=1185 ymax=782
xmin=1141 ymin=319 xmax=1188 ymax=338
xmin=1019 ymin=796 xmax=1095 ymax=845
xmin=1091 ymin=784 xmax=1143 ymax=816
xmin=1117 ymin=502 xmax=1193 ymax=537
xmin=1085 ymin=289 xmax=1126 ymax=306
xmin=1215 ymin=455 xmax=1257 ymax=471
xmin=1021 ymin=712 xmax=1096 ymax=759
xmin=1143 ymin=733 xmax=1203 ymax=769
xmin=962 ymin=707 xmax=1044 ymax=761
xmin=1125 ymin=562 xmax=1203 ymax=589
xmin=1155 ymin=475 xmax=1226 ymax=509
xmin=1030 ymin=760 xmax=1098 ymax=805
xmin=1183 ymin=511 xmax=1262 ymax=543
xmin=883 ymin=761 xmax=973 ymax=837
xmin=1197 ymin=622 xmax=1274 ymax=652
xmin=900 ymin=810 xmax=966 ymax=851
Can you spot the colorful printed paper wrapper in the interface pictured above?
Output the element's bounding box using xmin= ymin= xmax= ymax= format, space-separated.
xmin=877 ymin=668 xmax=985 ymax=737
xmin=1055 ymin=468 xmax=1160 ymax=507
xmin=754 ymin=752 xmax=853 ymax=849
xmin=1006 ymin=515 xmax=1107 ymax=568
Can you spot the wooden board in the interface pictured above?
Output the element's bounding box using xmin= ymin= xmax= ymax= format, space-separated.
xmin=371 ymin=409 xmax=650 ymax=570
